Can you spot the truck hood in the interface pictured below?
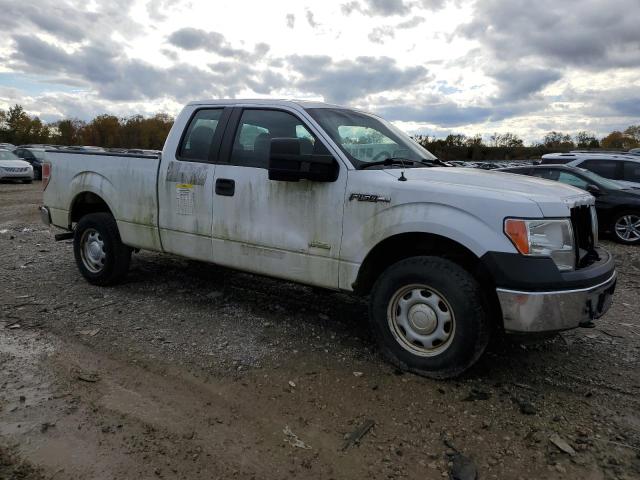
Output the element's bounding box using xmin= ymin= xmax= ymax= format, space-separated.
xmin=0 ymin=160 xmax=31 ymax=168
xmin=386 ymin=167 xmax=593 ymax=216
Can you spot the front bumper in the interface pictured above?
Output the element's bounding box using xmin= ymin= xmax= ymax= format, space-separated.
xmin=497 ymin=271 xmax=617 ymax=333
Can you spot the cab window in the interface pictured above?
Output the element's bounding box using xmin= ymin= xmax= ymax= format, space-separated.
xmin=230 ymin=109 xmax=320 ymax=168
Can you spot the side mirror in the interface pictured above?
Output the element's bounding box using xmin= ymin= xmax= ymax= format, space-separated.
xmin=268 ymin=138 xmax=339 ymax=182
xmin=586 ymin=184 xmax=602 ymax=196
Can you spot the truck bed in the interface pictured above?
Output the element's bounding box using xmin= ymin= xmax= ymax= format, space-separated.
xmin=43 ymin=149 xmax=162 ymax=251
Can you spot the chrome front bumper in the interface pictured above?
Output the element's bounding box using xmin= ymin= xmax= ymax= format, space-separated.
xmin=497 ymin=272 xmax=617 ymax=333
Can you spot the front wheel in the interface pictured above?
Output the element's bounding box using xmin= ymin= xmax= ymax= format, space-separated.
xmin=73 ymin=212 xmax=131 ymax=286
xmin=369 ymin=256 xmax=490 ymax=379
xmin=612 ymin=211 xmax=640 ymax=244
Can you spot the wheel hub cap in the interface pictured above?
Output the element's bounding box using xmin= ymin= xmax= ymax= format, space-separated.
xmin=387 ymin=284 xmax=456 ymax=357
xmin=80 ymin=229 xmax=106 ymax=273
xmin=408 ymin=304 xmax=437 ymax=334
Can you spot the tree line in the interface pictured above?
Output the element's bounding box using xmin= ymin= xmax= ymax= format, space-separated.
xmin=0 ymin=105 xmax=173 ymax=150
xmin=0 ymin=104 xmax=638 ymax=160
xmin=416 ymin=127 xmax=640 ymax=161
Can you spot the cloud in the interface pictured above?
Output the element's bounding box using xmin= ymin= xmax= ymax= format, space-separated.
xmin=373 ymin=95 xmax=493 ymax=126
xmin=341 ymin=0 xmax=445 ymax=16
xmin=286 ymin=13 xmax=295 ymax=28
xmin=167 ymin=28 xmax=244 ymax=57
xmin=368 ymin=27 xmax=395 ymax=44
xmin=287 ymin=55 xmax=430 ymax=103
xmin=458 ymin=0 xmax=640 ymax=70
xmin=490 ymin=66 xmax=562 ymax=102
xmin=0 ymin=0 xmax=141 ymax=43
xmin=397 ymin=15 xmax=425 ymax=29
xmin=9 ymin=35 xmax=232 ymax=103
xmin=305 ymin=10 xmax=319 ymax=28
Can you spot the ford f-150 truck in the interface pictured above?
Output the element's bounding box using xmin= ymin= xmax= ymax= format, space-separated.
xmin=40 ymin=99 xmax=617 ymax=378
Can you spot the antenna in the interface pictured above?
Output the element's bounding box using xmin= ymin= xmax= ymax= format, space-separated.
xmin=397 ymin=157 xmax=407 ymax=182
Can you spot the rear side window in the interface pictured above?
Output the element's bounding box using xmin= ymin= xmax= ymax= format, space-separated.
xmin=178 ymin=109 xmax=224 ymax=161
xmin=580 ymin=160 xmax=619 ymax=179
xmin=623 ymin=162 xmax=640 ymax=182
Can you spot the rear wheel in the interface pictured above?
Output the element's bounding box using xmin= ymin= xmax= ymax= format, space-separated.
xmin=611 ymin=211 xmax=640 ymax=244
xmin=74 ymin=212 xmax=131 ymax=285
xmin=369 ymin=256 xmax=490 ymax=379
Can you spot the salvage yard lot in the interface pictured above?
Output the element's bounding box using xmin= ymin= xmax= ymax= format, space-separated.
xmin=1 ymin=182 xmax=639 ymax=480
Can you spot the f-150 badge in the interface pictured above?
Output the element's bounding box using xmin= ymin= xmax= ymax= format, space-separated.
xmin=349 ymin=193 xmax=391 ymax=203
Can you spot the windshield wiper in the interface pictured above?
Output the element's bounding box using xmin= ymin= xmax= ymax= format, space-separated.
xmin=358 ymin=157 xmax=424 ymax=170
xmin=359 ymin=157 xmax=451 ymax=170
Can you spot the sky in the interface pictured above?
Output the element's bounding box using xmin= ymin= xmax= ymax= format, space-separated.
xmin=0 ymin=0 xmax=638 ymax=143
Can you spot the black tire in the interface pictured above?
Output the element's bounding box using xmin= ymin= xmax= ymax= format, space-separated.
xmin=610 ymin=211 xmax=640 ymax=245
xmin=369 ymin=256 xmax=490 ymax=379
xmin=73 ymin=212 xmax=131 ymax=286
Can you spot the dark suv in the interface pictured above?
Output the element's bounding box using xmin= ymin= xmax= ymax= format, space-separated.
xmin=13 ymin=147 xmax=47 ymax=180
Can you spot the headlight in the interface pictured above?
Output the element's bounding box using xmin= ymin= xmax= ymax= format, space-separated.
xmin=504 ymin=218 xmax=575 ymax=271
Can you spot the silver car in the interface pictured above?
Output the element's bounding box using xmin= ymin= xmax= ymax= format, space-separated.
xmin=0 ymin=149 xmax=34 ymax=183
xmin=541 ymin=152 xmax=640 ymax=189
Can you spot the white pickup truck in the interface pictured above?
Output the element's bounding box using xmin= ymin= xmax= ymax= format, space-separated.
xmin=41 ymin=99 xmax=617 ymax=378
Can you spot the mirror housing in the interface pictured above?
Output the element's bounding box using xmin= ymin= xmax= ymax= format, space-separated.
xmin=268 ymin=138 xmax=339 ymax=182
xmin=586 ymin=184 xmax=602 ymax=196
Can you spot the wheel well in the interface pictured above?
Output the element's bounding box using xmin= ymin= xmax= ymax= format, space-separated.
xmin=353 ymin=232 xmax=502 ymax=327
xmin=353 ymin=233 xmax=481 ymax=294
xmin=70 ymin=192 xmax=113 ymax=226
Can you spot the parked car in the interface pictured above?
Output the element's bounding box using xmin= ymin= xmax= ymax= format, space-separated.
xmin=0 ymin=149 xmax=34 ymax=183
xmin=629 ymin=148 xmax=640 ymax=156
xmin=39 ymin=99 xmax=616 ymax=378
xmin=541 ymin=152 xmax=640 ymax=189
xmin=0 ymin=142 xmax=16 ymax=150
xmin=13 ymin=146 xmax=47 ymax=180
xmin=498 ymin=164 xmax=640 ymax=244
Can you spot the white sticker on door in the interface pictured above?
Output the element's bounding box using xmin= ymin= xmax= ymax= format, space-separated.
xmin=176 ymin=184 xmax=195 ymax=215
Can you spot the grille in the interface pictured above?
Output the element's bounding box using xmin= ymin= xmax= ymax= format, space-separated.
xmin=3 ymin=167 xmax=27 ymax=173
xmin=570 ymin=205 xmax=598 ymax=268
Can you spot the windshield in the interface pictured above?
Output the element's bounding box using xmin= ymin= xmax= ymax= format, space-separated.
xmin=578 ymin=168 xmax=624 ymax=190
xmin=0 ymin=150 xmax=19 ymax=160
xmin=306 ymin=108 xmax=436 ymax=167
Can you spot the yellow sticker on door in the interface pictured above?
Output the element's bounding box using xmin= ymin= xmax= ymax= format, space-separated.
xmin=176 ymin=184 xmax=194 ymax=215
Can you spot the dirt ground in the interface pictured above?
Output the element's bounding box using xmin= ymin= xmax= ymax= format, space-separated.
xmin=1 ymin=181 xmax=639 ymax=480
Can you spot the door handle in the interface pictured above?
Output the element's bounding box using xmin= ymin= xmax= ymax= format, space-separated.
xmin=215 ymin=178 xmax=235 ymax=196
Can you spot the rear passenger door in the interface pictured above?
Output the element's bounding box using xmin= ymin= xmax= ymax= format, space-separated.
xmin=157 ymin=107 xmax=231 ymax=261
xmin=578 ymin=159 xmax=621 ymax=181
xmin=622 ymin=161 xmax=640 ymax=187
xmin=210 ymin=107 xmax=347 ymax=289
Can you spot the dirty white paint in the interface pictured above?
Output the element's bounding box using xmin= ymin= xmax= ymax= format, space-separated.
xmin=42 ymin=99 xmax=594 ymax=293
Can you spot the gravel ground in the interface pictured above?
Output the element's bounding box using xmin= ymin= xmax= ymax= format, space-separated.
xmin=1 ymin=181 xmax=640 ymax=480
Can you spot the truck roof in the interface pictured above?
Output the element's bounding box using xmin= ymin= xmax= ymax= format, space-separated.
xmin=187 ymin=98 xmax=345 ymax=109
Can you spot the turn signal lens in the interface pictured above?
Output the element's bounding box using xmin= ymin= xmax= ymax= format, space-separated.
xmin=504 ymin=219 xmax=530 ymax=254
xmin=42 ymin=162 xmax=51 ymax=191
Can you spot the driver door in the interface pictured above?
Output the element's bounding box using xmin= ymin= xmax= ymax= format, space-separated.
xmin=210 ymin=107 xmax=347 ymax=289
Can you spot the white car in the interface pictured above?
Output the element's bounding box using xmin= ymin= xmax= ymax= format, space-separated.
xmin=40 ymin=99 xmax=616 ymax=378
xmin=541 ymin=152 xmax=640 ymax=189
xmin=0 ymin=149 xmax=34 ymax=183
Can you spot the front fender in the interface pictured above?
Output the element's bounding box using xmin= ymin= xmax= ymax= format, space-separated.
xmin=341 ymin=201 xmax=517 ymax=265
